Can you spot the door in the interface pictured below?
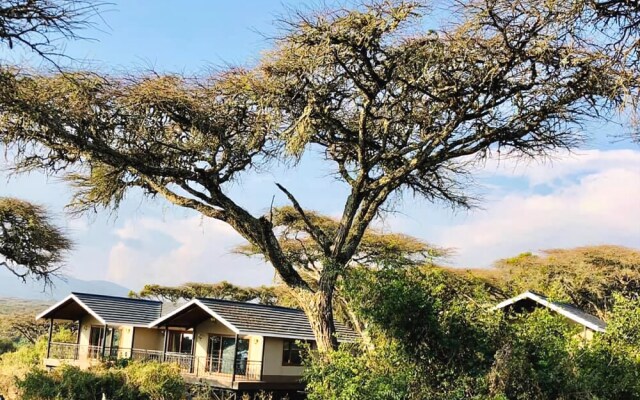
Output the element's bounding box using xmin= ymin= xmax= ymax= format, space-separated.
xmin=88 ymin=326 xmax=103 ymax=358
xmin=104 ymin=327 xmax=120 ymax=358
xmin=206 ymin=335 xmax=249 ymax=375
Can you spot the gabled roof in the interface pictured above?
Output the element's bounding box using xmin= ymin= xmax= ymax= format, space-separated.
xmin=150 ymin=298 xmax=359 ymax=342
xmin=493 ymin=291 xmax=607 ymax=332
xmin=37 ymin=292 xmax=163 ymax=327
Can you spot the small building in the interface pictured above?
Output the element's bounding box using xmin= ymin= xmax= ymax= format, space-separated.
xmin=37 ymin=292 xmax=357 ymax=395
xmin=36 ymin=292 xmax=164 ymax=369
xmin=493 ymin=290 xmax=607 ymax=339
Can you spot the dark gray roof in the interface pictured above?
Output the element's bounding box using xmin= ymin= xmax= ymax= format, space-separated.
xmin=494 ymin=291 xmax=607 ymax=332
xmin=37 ymin=292 xmax=163 ymax=327
xmin=155 ymin=297 xmax=358 ymax=341
xmin=73 ymin=292 xmax=163 ymax=326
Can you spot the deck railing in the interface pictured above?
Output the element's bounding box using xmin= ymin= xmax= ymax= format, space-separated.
xmin=46 ymin=343 xmax=262 ymax=381
xmin=193 ymin=356 xmax=262 ymax=381
xmin=48 ymin=343 xmax=130 ymax=361
xmin=131 ymin=348 xmax=163 ymax=362
xmin=48 ymin=342 xmax=80 ymax=360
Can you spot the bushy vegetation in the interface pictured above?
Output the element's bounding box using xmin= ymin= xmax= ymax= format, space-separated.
xmin=0 ymin=321 xmax=184 ymax=400
xmin=305 ymin=266 xmax=640 ymax=400
xmin=0 ymin=327 xmax=71 ymax=399
xmin=16 ymin=362 xmax=185 ymax=400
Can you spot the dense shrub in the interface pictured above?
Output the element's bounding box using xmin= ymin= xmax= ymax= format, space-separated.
xmin=305 ymin=341 xmax=411 ymax=400
xmin=0 ymin=339 xmax=16 ymax=355
xmin=124 ymin=361 xmax=185 ymax=400
xmin=306 ymin=267 xmax=640 ymax=400
xmin=16 ymin=361 xmax=184 ymax=400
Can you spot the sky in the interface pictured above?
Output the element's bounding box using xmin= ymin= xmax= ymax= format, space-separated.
xmin=1 ymin=1 xmax=639 ymax=293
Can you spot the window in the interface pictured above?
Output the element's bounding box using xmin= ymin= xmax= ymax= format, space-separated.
xmin=167 ymin=331 xmax=193 ymax=354
xmin=282 ymin=339 xmax=309 ymax=366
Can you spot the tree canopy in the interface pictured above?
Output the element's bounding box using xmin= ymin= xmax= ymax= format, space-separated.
xmin=0 ymin=0 xmax=99 ymax=63
xmin=0 ymin=198 xmax=71 ymax=283
xmin=487 ymin=245 xmax=640 ymax=318
xmin=0 ymin=0 xmax=638 ymax=349
xmin=130 ymin=281 xmax=282 ymax=306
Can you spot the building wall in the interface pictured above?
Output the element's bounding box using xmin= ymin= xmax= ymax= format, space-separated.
xmin=247 ymin=335 xmax=263 ymax=363
xmin=119 ymin=326 xmax=134 ymax=350
xmin=132 ymin=327 xmax=164 ymax=351
xmin=262 ymin=337 xmax=305 ymax=377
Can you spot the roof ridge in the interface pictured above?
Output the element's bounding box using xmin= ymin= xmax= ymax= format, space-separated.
xmin=196 ymin=297 xmax=304 ymax=312
xmin=72 ymin=292 xmax=162 ymax=304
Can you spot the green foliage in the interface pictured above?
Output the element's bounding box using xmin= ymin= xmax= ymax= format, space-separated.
xmin=344 ymin=266 xmax=503 ymax=397
xmin=0 ymin=197 xmax=72 ymax=284
xmin=124 ymin=361 xmax=185 ymax=400
xmin=305 ymin=342 xmax=411 ymax=400
xmin=131 ymin=281 xmax=281 ymax=306
xmin=0 ymin=339 xmax=47 ymax=399
xmin=488 ymin=310 xmax=578 ymax=399
xmin=571 ymin=295 xmax=640 ymax=399
xmin=488 ymin=245 xmax=640 ymax=318
xmin=16 ymin=361 xmax=185 ymax=400
xmin=306 ymin=265 xmax=640 ymax=400
xmin=0 ymin=338 xmax=15 ymax=355
xmin=17 ymin=365 xmax=134 ymax=400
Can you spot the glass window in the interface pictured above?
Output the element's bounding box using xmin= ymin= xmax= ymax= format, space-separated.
xmin=282 ymin=339 xmax=306 ymax=366
xmin=167 ymin=331 xmax=193 ymax=354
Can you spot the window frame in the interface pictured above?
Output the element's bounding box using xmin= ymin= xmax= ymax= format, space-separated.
xmin=281 ymin=339 xmax=312 ymax=366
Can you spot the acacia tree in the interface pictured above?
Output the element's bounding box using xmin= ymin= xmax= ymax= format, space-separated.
xmin=0 ymin=0 xmax=98 ymax=63
xmin=235 ymin=206 xmax=447 ymax=335
xmin=130 ymin=281 xmax=282 ymax=306
xmin=0 ymin=1 xmax=100 ymax=283
xmin=466 ymin=0 xmax=640 ymax=139
xmin=0 ymin=1 xmax=637 ymax=350
xmin=0 ymin=198 xmax=71 ymax=283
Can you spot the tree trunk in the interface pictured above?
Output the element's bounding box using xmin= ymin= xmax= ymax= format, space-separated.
xmin=296 ymin=270 xmax=340 ymax=352
xmin=311 ymin=287 xmax=339 ymax=352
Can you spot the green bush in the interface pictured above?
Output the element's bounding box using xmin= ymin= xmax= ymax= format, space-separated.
xmin=124 ymin=361 xmax=185 ymax=400
xmin=0 ymin=339 xmax=16 ymax=355
xmin=16 ymin=361 xmax=184 ymax=400
xmin=306 ymin=267 xmax=640 ymax=400
xmin=305 ymin=342 xmax=411 ymax=400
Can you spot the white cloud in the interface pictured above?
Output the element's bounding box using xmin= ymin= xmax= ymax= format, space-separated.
xmin=106 ymin=215 xmax=275 ymax=290
xmin=479 ymin=149 xmax=640 ymax=186
xmin=434 ymin=149 xmax=640 ymax=267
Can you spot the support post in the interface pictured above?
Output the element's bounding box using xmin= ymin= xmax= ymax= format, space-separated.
xmin=109 ymin=326 xmax=116 ymax=359
xmin=259 ymin=338 xmax=265 ymax=381
xmin=190 ymin=326 xmax=196 ymax=374
xmin=130 ymin=327 xmax=136 ymax=359
xmin=46 ymin=318 xmax=54 ymax=358
xmin=101 ymin=325 xmax=108 ymax=359
xmin=162 ymin=327 xmax=169 ymax=362
xmin=75 ymin=319 xmax=82 ymax=360
xmin=231 ymin=334 xmax=238 ymax=384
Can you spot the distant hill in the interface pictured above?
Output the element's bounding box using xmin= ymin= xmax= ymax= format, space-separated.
xmin=0 ymin=297 xmax=52 ymax=315
xmin=0 ymin=268 xmax=130 ymax=301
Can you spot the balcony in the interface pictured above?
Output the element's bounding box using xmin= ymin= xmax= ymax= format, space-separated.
xmin=192 ymin=356 xmax=262 ymax=381
xmin=46 ymin=342 xmax=263 ymax=383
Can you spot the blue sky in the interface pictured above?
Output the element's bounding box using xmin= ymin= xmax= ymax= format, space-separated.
xmin=1 ymin=1 xmax=639 ymax=294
